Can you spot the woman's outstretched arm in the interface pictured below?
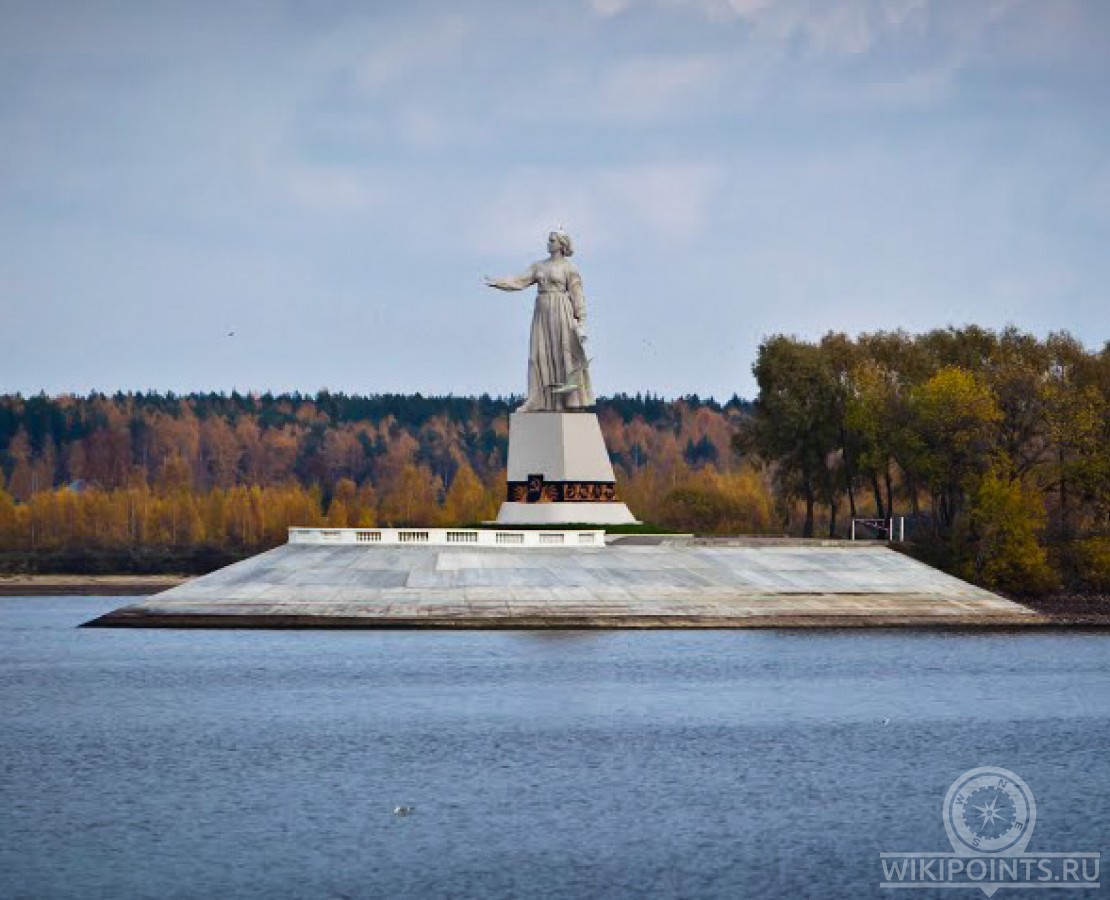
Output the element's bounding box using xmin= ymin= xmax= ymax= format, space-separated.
xmin=485 ymin=265 xmax=537 ymax=291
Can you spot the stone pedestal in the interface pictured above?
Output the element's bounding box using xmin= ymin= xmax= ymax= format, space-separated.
xmin=495 ymin=412 xmax=638 ymax=526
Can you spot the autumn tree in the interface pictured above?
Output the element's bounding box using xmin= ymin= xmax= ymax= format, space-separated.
xmin=326 ymin=478 xmax=360 ymax=527
xmin=442 ymin=462 xmax=496 ymax=525
xmin=741 ymin=337 xmax=844 ymax=536
xmin=378 ymin=464 xmax=443 ymax=526
xmin=963 ymin=466 xmax=1057 ymax=594
xmin=0 ymin=484 xmax=19 ymax=546
xmin=907 ymin=366 xmax=1002 ymax=529
xmin=658 ymin=467 xmax=775 ymax=535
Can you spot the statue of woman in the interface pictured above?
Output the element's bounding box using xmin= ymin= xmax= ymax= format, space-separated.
xmin=485 ymin=231 xmax=595 ymax=412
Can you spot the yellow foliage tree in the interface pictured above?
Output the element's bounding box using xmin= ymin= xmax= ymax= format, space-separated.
xmin=327 ymin=478 xmax=359 ymax=527
xmin=0 ymin=484 xmax=18 ymax=546
xmin=442 ymin=463 xmax=496 ymax=525
xmin=355 ymin=481 xmax=378 ymax=527
xmin=910 ymin=366 xmax=1003 ymax=527
xmin=658 ymin=466 xmax=776 ymax=535
xmin=378 ymin=464 xmax=443 ymax=526
xmin=965 ymin=467 xmax=1057 ymax=594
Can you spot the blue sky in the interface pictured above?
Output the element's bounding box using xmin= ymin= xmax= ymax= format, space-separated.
xmin=2 ymin=0 xmax=1108 ymax=400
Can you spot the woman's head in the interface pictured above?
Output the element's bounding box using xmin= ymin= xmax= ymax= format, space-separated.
xmin=547 ymin=231 xmax=574 ymax=257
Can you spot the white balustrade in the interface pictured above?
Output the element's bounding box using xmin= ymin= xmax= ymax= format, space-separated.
xmin=288 ymin=527 xmax=605 ymax=548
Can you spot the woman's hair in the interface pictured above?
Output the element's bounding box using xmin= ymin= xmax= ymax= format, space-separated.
xmin=549 ymin=231 xmax=574 ymax=257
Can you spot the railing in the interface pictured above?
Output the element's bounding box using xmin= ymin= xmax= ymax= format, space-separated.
xmin=288 ymin=527 xmax=605 ymax=548
xmin=850 ymin=517 xmax=906 ymax=542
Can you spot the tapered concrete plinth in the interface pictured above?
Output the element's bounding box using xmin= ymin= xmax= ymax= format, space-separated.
xmin=85 ymin=537 xmax=1043 ymax=629
xmin=496 ymin=411 xmax=637 ymax=525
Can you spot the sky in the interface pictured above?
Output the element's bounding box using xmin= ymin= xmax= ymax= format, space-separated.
xmin=2 ymin=0 xmax=1108 ymax=401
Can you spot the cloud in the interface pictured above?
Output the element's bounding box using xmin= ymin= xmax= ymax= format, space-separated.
xmin=349 ymin=16 xmax=472 ymax=94
xmin=600 ymin=164 xmax=725 ymax=241
xmin=279 ymin=164 xmax=390 ymax=215
xmin=575 ymin=0 xmax=1108 ymax=117
xmin=587 ymin=0 xmax=638 ymax=15
xmin=471 ymin=162 xmax=724 ymax=259
xmin=583 ymin=0 xmax=1044 ymax=60
xmin=587 ymin=0 xmax=929 ymax=53
xmin=588 ymin=54 xmax=727 ymax=121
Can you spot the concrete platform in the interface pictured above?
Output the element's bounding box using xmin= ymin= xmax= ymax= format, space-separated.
xmin=85 ymin=537 xmax=1046 ymax=629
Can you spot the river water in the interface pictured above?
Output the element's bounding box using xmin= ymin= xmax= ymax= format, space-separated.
xmin=1 ymin=597 xmax=1108 ymax=899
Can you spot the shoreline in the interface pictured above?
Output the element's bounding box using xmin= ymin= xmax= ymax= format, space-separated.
xmin=6 ymin=574 xmax=1109 ymax=628
xmin=85 ymin=610 xmax=1110 ymax=629
xmin=0 ymin=575 xmax=191 ymax=597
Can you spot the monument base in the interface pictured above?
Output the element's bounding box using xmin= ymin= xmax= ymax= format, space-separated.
xmin=495 ymin=410 xmax=639 ymax=526
xmin=496 ymin=500 xmax=637 ymax=526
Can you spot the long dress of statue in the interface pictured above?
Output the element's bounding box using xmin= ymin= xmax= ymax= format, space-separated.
xmin=485 ymin=231 xmax=595 ymax=412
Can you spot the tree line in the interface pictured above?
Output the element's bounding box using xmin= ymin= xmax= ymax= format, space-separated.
xmin=0 ymin=390 xmax=773 ymax=566
xmin=739 ymin=327 xmax=1110 ymax=593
